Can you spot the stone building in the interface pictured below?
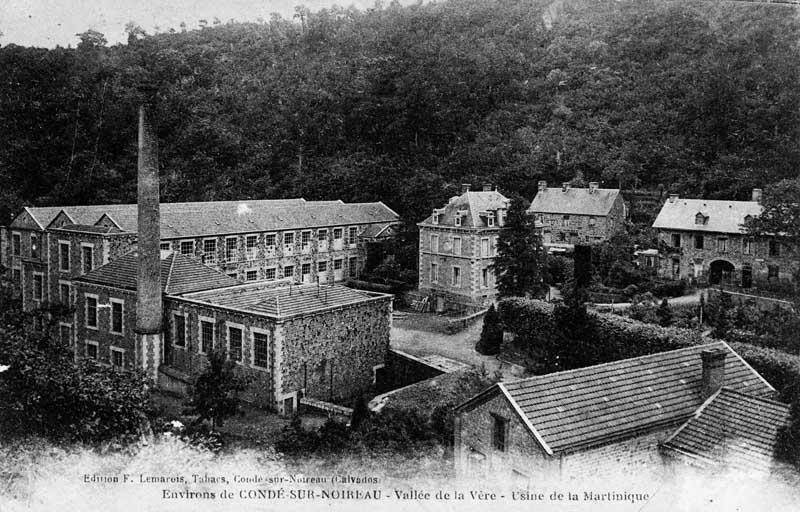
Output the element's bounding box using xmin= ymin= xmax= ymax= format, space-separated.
xmin=526 ymin=181 xmax=626 ymax=249
xmin=417 ymin=184 xmax=509 ymax=312
xmin=72 ymin=250 xmax=393 ymax=414
xmin=454 ymin=342 xmax=783 ymax=483
xmin=2 ymin=199 xmax=400 ymax=313
xmin=651 ymin=190 xmax=798 ymax=286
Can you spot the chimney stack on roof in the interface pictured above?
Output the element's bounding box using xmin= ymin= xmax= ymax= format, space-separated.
xmin=589 ymin=182 xmax=599 ymax=193
xmin=538 ymin=180 xmax=547 ymax=192
xmin=669 ymin=194 xmax=679 ymax=203
xmin=461 ymin=183 xmax=471 ymax=194
xmin=562 ymin=182 xmax=570 ymax=192
xmin=700 ymin=348 xmax=726 ymax=401
xmin=482 ymin=183 xmax=493 ymax=192
xmin=752 ymin=188 xmax=762 ymax=203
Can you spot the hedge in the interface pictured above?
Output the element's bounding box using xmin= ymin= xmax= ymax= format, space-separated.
xmin=498 ymin=297 xmax=800 ymax=403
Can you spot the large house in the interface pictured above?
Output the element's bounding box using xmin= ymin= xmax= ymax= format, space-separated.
xmin=527 ymin=181 xmax=626 ymax=249
xmin=1 ymin=199 xmax=400 ymax=313
xmin=70 ymin=250 xmax=392 ymax=415
xmin=651 ymin=190 xmax=798 ymax=286
xmin=417 ymin=184 xmax=509 ymax=312
xmin=454 ymin=342 xmax=789 ymax=483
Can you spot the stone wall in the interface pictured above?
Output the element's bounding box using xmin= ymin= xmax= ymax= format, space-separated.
xmin=538 ymin=196 xmax=625 ymax=245
xmin=73 ymin=283 xmax=138 ymax=369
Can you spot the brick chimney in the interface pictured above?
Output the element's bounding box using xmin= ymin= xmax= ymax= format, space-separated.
xmin=461 ymin=183 xmax=471 ymax=194
xmin=562 ymin=182 xmax=569 ymax=192
xmin=482 ymin=183 xmax=492 ymax=192
xmin=700 ymin=348 xmax=726 ymax=400
xmin=752 ymin=188 xmax=762 ymax=203
xmin=589 ymin=182 xmax=599 ymax=193
xmin=538 ymin=180 xmax=547 ymax=192
xmin=136 ymin=103 xmax=163 ymax=381
xmin=669 ymin=194 xmax=679 ymax=203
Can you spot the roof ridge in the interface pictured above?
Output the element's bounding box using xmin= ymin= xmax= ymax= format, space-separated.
xmin=163 ymin=252 xmax=177 ymax=293
xmin=716 ymin=387 xmax=790 ymax=409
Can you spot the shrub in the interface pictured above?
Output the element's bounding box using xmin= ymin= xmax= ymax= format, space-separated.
xmin=656 ymin=299 xmax=673 ymax=327
xmin=475 ymin=304 xmax=503 ymax=355
xmin=651 ymin=280 xmax=686 ymax=298
xmin=185 ymin=350 xmax=251 ymax=428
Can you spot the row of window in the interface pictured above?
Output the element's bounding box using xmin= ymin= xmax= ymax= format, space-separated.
xmin=225 ymin=257 xmax=358 ymax=282
xmin=431 ymin=211 xmax=498 ymax=227
xmin=430 ymin=263 xmax=494 ymax=289
xmin=428 ymin=235 xmax=497 ymax=257
xmin=536 ymin=214 xmax=598 ymax=228
xmin=84 ymin=341 xmax=126 ymax=367
xmin=84 ymin=294 xmax=125 ymax=334
xmin=57 ymin=241 xmax=95 ymax=274
xmin=172 ymin=314 xmax=270 ymax=369
xmin=671 ymin=233 xmax=782 ymax=256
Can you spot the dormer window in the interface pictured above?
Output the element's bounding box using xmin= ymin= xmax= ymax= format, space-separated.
xmin=487 ymin=212 xmax=496 ymax=227
xmin=432 ymin=213 xmax=439 ymax=225
xmin=695 ymin=213 xmax=708 ymax=225
xmin=744 ymin=214 xmax=753 ymax=224
xmin=455 ymin=215 xmax=462 ymax=227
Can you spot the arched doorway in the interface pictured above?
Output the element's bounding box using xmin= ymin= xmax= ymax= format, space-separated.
xmin=709 ymin=260 xmax=735 ymax=285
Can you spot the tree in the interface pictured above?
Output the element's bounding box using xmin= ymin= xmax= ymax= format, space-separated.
xmin=475 ymin=304 xmax=503 ymax=355
xmin=185 ymin=350 xmax=250 ymax=428
xmin=493 ymin=195 xmax=548 ymax=299
xmin=656 ymin=298 xmax=673 ymax=327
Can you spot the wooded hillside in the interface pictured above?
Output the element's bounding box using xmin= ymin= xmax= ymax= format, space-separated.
xmin=2 ymin=0 xmax=799 ymax=227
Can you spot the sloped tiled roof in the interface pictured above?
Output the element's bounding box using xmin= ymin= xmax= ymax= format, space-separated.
xmin=418 ymin=190 xmax=509 ymax=228
xmin=15 ymin=199 xmax=400 ymax=238
xmin=527 ymin=187 xmax=621 ymax=216
xmin=652 ymin=198 xmax=762 ymax=234
xmin=181 ymin=283 xmax=388 ymax=319
xmin=74 ymin=251 xmax=238 ymax=295
xmin=474 ymin=342 xmax=774 ymax=454
xmin=54 ymin=224 xmax=122 ymax=235
xmin=662 ymin=388 xmax=790 ymax=473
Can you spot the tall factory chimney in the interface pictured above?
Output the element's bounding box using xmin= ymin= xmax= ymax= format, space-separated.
xmin=136 ymin=102 xmax=163 ymax=381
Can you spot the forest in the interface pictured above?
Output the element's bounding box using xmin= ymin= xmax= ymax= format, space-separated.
xmin=2 ymin=0 xmax=799 ymax=232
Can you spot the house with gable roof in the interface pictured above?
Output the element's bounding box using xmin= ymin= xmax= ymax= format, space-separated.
xmin=454 ymin=342 xmax=789 ymax=483
xmin=652 ymin=190 xmax=798 ymax=287
xmin=417 ymin=184 xmax=509 ymax=312
xmin=527 ymin=181 xmax=626 ymax=250
xmin=71 ymin=249 xmax=393 ymax=415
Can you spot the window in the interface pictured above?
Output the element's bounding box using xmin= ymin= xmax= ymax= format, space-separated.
xmin=318 ymin=229 xmax=327 ymax=242
xmin=59 ymin=242 xmax=70 ymax=272
xmin=110 ymin=300 xmax=124 ymax=335
xmin=32 ymin=273 xmax=43 ymax=301
xmin=671 ymin=233 xmax=681 ymax=248
xmin=588 ymin=216 xmax=596 ymax=227
xmin=492 ymin=415 xmax=508 ymax=452
xmin=246 ymin=235 xmax=258 ymax=260
xmin=333 ymin=259 xmax=343 ymax=271
xmin=199 ymin=318 xmax=215 ymax=354
xmin=695 ymin=213 xmax=707 ymax=225
xmin=86 ymin=295 xmax=98 ymax=328
xmin=318 ymin=261 xmax=328 ymax=272
xmin=348 ymin=227 xmax=358 ymax=245
xmin=202 ymin=239 xmax=217 ymax=264
xmin=430 ymin=234 xmax=439 ymax=253
xmin=226 ymin=237 xmax=238 ymax=262
xmin=265 ymin=267 xmax=276 ymax=280
xmin=85 ymin=341 xmax=99 ymax=360
xmin=30 ymin=233 xmax=40 ymax=259
xmin=482 ymin=268 xmax=489 ymax=288
xmin=265 ymin=233 xmax=277 ymax=248
xmin=333 ymin=228 xmax=343 ymax=240
xmin=694 ymin=234 xmax=704 ymax=250
xmin=160 ymin=242 xmax=171 ymax=251
xmin=283 ymin=265 xmax=294 ymax=279
xmin=431 ymin=262 xmax=439 ymax=283
xmin=562 ymin=215 xmax=570 ymax=227
xmin=717 ymin=237 xmax=728 ymax=253
xmin=481 ymin=238 xmax=490 ymax=257
xmin=453 ymin=237 xmax=462 ymax=256
xmin=301 ymin=263 xmax=311 ymax=277
xmin=12 ymin=269 xmax=20 ymax=283
xmin=454 ymin=215 xmax=462 ymax=227
xmin=180 ymin=240 xmax=195 ymax=256
xmin=487 ymin=213 xmax=495 ymax=227
xmin=81 ymin=244 xmax=94 ymax=274
xmin=252 ymin=330 xmax=269 ymax=369
xmin=284 ymin=232 xmax=295 ymax=247
xmin=349 ymin=257 xmax=358 ymax=278
xmin=452 ymin=266 xmax=461 ymax=287
xmin=245 ymin=270 xmax=258 ymax=281
xmin=432 ymin=213 xmax=439 ymax=225
xmin=301 ymin=231 xmax=312 ymax=249
xmin=110 ymin=347 xmax=124 ymax=367
xmin=743 ymin=239 xmax=753 ymax=255
xmin=769 ymin=240 xmax=781 ymax=257
xmin=227 ymin=272 xmax=239 ymax=280
xmin=228 ymin=325 xmax=243 ymax=362
xmin=173 ymin=314 xmax=186 ymax=347
xmin=59 ymin=324 xmax=72 ymax=346
xmin=768 ymin=265 xmax=779 ymax=280
xmin=12 ymin=233 xmax=21 ymax=256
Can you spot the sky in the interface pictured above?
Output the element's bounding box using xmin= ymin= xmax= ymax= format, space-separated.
xmin=0 ymin=0 xmax=397 ymax=48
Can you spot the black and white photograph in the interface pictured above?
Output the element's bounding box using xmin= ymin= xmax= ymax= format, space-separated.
xmin=1 ymin=0 xmax=799 ymax=510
